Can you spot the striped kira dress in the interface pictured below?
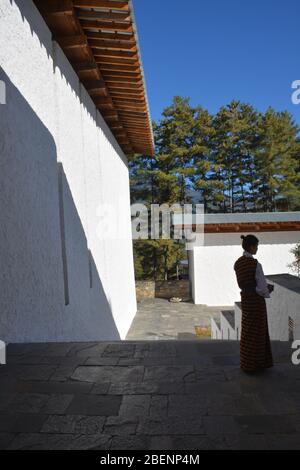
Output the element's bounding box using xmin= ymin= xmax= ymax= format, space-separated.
xmin=234 ymin=256 xmax=273 ymax=372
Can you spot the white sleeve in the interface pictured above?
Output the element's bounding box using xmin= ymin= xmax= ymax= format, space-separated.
xmin=255 ymin=262 xmax=270 ymax=298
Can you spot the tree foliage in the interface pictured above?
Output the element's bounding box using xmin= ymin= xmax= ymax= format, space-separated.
xmin=130 ymin=97 xmax=300 ymax=280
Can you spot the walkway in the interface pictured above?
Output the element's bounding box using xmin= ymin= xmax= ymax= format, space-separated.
xmin=0 ymin=340 xmax=299 ymax=450
xmin=126 ymin=299 xmax=230 ymax=340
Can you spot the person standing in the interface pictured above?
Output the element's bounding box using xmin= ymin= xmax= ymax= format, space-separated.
xmin=234 ymin=235 xmax=274 ymax=373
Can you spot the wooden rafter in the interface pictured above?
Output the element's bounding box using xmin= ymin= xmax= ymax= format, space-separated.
xmin=182 ymin=222 xmax=300 ymax=233
xmin=81 ymin=20 xmax=133 ymax=33
xmin=76 ymin=10 xmax=130 ymax=22
xmin=33 ymin=0 xmax=154 ymax=156
xmin=73 ymin=1 xmax=129 ymax=10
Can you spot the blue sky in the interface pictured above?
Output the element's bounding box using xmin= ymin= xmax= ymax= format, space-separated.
xmin=133 ymin=0 xmax=300 ymax=125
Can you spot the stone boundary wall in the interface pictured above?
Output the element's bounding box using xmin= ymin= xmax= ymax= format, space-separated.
xmin=136 ymin=280 xmax=190 ymax=302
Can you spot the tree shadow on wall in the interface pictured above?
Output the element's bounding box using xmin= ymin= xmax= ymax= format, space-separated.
xmin=0 ymin=68 xmax=120 ymax=342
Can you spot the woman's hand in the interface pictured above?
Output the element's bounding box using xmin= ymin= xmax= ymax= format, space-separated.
xmin=267 ymin=284 xmax=274 ymax=293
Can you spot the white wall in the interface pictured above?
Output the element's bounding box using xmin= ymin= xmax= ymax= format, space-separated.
xmin=191 ymin=231 xmax=299 ymax=306
xmin=266 ymin=279 xmax=300 ymax=341
xmin=0 ymin=0 xmax=136 ymax=342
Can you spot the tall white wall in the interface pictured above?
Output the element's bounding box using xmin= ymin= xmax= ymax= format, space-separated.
xmin=191 ymin=231 xmax=300 ymax=306
xmin=266 ymin=278 xmax=300 ymax=342
xmin=0 ymin=0 xmax=137 ymax=342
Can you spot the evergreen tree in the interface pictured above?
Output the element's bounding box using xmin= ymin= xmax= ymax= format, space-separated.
xmin=288 ymin=244 xmax=300 ymax=277
xmin=254 ymin=109 xmax=300 ymax=211
xmin=130 ymin=97 xmax=300 ymax=279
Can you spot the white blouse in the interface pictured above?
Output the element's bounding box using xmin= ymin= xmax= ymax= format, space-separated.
xmin=243 ymin=251 xmax=270 ymax=299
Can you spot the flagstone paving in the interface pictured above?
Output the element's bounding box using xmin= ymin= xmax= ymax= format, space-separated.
xmin=126 ymin=299 xmax=230 ymax=340
xmin=0 ymin=340 xmax=300 ymax=450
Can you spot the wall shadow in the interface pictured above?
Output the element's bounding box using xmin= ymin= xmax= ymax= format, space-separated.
xmin=0 ymin=68 xmax=120 ymax=342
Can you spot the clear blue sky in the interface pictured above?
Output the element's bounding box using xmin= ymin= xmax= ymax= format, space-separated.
xmin=133 ymin=0 xmax=300 ymax=125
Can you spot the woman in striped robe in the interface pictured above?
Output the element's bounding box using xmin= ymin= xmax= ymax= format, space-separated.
xmin=234 ymin=235 xmax=274 ymax=373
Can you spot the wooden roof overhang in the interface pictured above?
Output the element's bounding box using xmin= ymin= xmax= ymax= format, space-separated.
xmin=34 ymin=0 xmax=154 ymax=156
xmin=186 ymin=222 xmax=300 ymax=233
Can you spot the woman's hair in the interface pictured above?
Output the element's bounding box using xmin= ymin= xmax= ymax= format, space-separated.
xmin=241 ymin=234 xmax=259 ymax=251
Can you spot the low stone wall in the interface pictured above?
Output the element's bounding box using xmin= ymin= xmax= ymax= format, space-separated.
xmin=136 ymin=281 xmax=155 ymax=302
xmin=136 ymin=280 xmax=190 ymax=302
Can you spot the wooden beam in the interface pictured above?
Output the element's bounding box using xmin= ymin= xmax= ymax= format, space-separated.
xmin=115 ymin=104 xmax=148 ymax=112
xmin=101 ymin=110 xmax=119 ymax=118
xmin=111 ymin=93 xmax=144 ymax=101
xmin=119 ymin=115 xmax=147 ymax=119
xmin=128 ymin=133 xmax=150 ymax=136
xmin=55 ymin=35 xmax=88 ymax=49
xmin=89 ymin=39 xmax=136 ymax=51
xmin=94 ymin=56 xmax=138 ymax=66
xmin=109 ymin=88 xmax=144 ymax=96
xmin=119 ymin=109 xmax=147 ymax=116
xmin=34 ymin=0 xmax=73 ymax=16
xmin=98 ymin=63 xmax=140 ymax=73
xmin=81 ymin=20 xmax=133 ymax=33
xmin=103 ymin=116 xmax=120 ymax=122
xmin=113 ymin=130 xmax=128 ymax=137
xmin=76 ymin=10 xmax=130 ymax=22
xmin=73 ymin=61 xmax=98 ymax=72
xmin=133 ymin=149 xmax=152 ymax=155
xmin=111 ymin=95 xmax=145 ymax=103
xmin=120 ymin=123 xmax=148 ymax=128
xmin=94 ymin=96 xmax=114 ymax=106
xmin=83 ymin=79 xmax=106 ymax=93
xmin=113 ymin=99 xmax=146 ymax=107
xmin=120 ymin=120 xmax=149 ymax=126
xmin=97 ymin=104 xmax=115 ymax=110
xmin=122 ymin=147 xmax=134 ymax=154
xmin=118 ymin=111 xmax=148 ymax=117
xmin=34 ymin=0 xmax=153 ymax=155
xmin=126 ymin=134 xmax=151 ymax=138
xmin=108 ymin=82 xmax=143 ymax=90
xmin=110 ymin=124 xmax=125 ymax=130
xmin=73 ymin=1 xmax=129 ymax=11
xmin=121 ymin=122 xmax=149 ymax=128
xmin=102 ymin=70 xmax=141 ymax=78
xmin=127 ymin=138 xmax=153 ymax=143
xmin=92 ymin=49 xmax=137 ymax=59
xmin=104 ymin=76 xmax=142 ymax=84
xmin=86 ymin=31 xmax=134 ymax=41
xmin=110 ymin=88 xmax=144 ymax=95
xmin=126 ymin=137 xmax=153 ymax=142
xmin=116 ymin=138 xmax=131 ymax=145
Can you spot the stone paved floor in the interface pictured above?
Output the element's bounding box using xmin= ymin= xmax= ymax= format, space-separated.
xmin=0 ymin=340 xmax=300 ymax=450
xmin=126 ymin=299 xmax=231 ymax=340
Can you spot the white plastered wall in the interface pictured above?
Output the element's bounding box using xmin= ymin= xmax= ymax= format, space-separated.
xmin=0 ymin=0 xmax=136 ymax=342
xmin=266 ymin=280 xmax=300 ymax=342
xmin=191 ymin=231 xmax=300 ymax=306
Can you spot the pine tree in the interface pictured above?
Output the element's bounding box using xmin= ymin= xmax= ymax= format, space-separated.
xmin=255 ymin=109 xmax=300 ymax=211
xmin=130 ymin=97 xmax=300 ymax=279
xmin=288 ymin=244 xmax=300 ymax=277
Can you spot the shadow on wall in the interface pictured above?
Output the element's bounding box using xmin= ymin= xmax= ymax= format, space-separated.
xmin=12 ymin=0 xmax=128 ymax=168
xmin=0 ymin=68 xmax=120 ymax=342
